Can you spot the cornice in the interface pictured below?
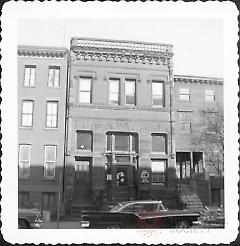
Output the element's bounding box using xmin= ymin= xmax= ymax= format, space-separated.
xmin=18 ymin=46 xmax=68 ymax=58
xmin=70 ymin=38 xmax=173 ymax=66
xmin=69 ymin=103 xmax=169 ymax=113
xmin=174 ymin=75 xmax=223 ymax=85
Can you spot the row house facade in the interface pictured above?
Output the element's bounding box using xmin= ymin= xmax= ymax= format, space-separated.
xmin=17 ymin=38 xmax=224 ymax=218
xmin=18 ymin=46 xmax=68 ymax=217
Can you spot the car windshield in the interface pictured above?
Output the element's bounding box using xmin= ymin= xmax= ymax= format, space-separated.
xmin=111 ymin=202 xmax=132 ymax=212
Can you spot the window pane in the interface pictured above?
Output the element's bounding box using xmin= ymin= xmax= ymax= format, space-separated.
xmin=109 ymin=93 xmax=119 ymax=104
xmin=22 ymin=101 xmax=33 ymax=113
xmin=22 ymin=115 xmax=33 ymax=127
xmin=107 ymin=134 xmax=112 ymax=151
xmin=30 ymin=68 xmax=36 ymax=86
xmin=152 ymin=135 xmax=166 ymax=153
xmin=115 ymin=156 xmax=130 ymax=163
xmin=179 ymin=112 xmax=191 ymax=123
xmin=20 ymin=145 xmax=31 ymax=160
xmin=205 ymin=89 xmax=214 ymax=96
xmin=153 ymin=95 xmax=163 ymax=106
xmin=44 ymin=162 xmax=55 ymax=177
xmin=179 ymin=94 xmax=190 ymax=101
xmin=125 ymin=80 xmax=135 ymax=94
xmin=79 ymin=77 xmax=91 ymax=91
xmin=45 ymin=146 xmax=56 ymax=162
xmin=115 ymin=134 xmax=129 ymax=151
xmin=131 ymin=135 xmax=137 ymax=152
xmin=109 ymin=79 xmax=119 ymax=93
xmin=24 ymin=67 xmax=31 ymax=85
xmin=79 ymin=91 xmax=91 ymax=103
xmin=152 ymin=82 xmax=163 ymax=96
xmin=152 ymin=160 xmax=166 ymax=183
xmin=47 ymin=102 xmax=57 ymax=114
xmin=77 ymin=131 xmax=92 ymax=150
xmin=54 ymin=68 xmax=60 ymax=87
xmin=126 ymin=95 xmax=135 ymax=105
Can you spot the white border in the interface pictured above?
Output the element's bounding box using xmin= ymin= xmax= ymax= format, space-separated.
xmin=1 ymin=2 xmax=239 ymax=244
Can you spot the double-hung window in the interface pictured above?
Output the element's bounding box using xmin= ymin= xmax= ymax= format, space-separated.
xmin=206 ymin=112 xmax=217 ymax=133
xmin=125 ymin=79 xmax=136 ymax=105
xmin=21 ymin=100 xmax=34 ymax=127
xmin=152 ymin=81 xmax=164 ymax=107
xmin=205 ymin=89 xmax=215 ymax=102
xmin=19 ymin=145 xmax=31 ymax=178
xmin=46 ymin=101 xmax=58 ymax=128
xmin=179 ymin=111 xmax=192 ymax=133
xmin=151 ymin=160 xmax=166 ymax=184
xmin=109 ymin=78 xmax=120 ymax=105
xmin=79 ymin=77 xmax=92 ymax=103
xmin=23 ymin=65 xmax=36 ymax=86
xmin=44 ymin=146 xmax=57 ymax=178
xmin=151 ymin=134 xmax=167 ymax=153
xmin=179 ymin=88 xmax=190 ymax=101
xmin=76 ymin=131 xmax=93 ymax=151
xmin=48 ymin=66 xmax=60 ymax=87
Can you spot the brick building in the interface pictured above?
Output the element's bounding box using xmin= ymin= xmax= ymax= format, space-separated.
xmin=17 ymin=39 xmax=224 ymax=218
xmin=18 ymin=46 xmax=68 ymax=217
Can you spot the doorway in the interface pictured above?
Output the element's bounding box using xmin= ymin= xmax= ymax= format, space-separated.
xmin=73 ymin=157 xmax=91 ymax=201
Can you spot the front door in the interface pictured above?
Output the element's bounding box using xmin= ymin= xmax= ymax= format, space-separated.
xmin=73 ymin=158 xmax=91 ymax=201
xmin=110 ymin=164 xmax=136 ymax=202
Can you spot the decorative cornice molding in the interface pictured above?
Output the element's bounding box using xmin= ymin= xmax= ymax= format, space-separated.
xmin=70 ymin=38 xmax=173 ymax=66
xmin=174 ymin=75 xmax=223 ymax=85
xmin=18 ymin=46 xmax=68 ymax=58
xmin=69 ymin=103 xmax=169 ymax=113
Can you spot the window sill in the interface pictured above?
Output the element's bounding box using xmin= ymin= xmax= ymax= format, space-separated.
xmin=44 ymin=127 xmax=58 ymax=130
xmin=21 ymin=85 xmax=36 ymax=88
xmin=19 ymin=126 xmax=33 ymax=130
xmin=42 ymin=177 xmax=56 ymax=181
xmin=46 ymin=86 xmax=61 ymax=89
xmin=19 ymin=177 xmax=30 ymax=180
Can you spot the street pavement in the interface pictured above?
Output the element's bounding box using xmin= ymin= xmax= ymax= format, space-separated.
xmin=40 ymin=221 xmax=81 ymax=229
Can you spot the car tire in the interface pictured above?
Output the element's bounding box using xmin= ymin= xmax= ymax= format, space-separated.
xmin=106 ymin=224 xmax=122 ymax=229
xmin=175 ymin=220 xmax=189 ymax=228
xmin=18 ymin=219 xmax=29 ymax=229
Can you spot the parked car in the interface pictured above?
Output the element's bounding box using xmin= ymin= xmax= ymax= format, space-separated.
xmin=80 ymin=200 xmax=200 ymax=229
xmin=18 ymin=208 xmax=42 ymax=229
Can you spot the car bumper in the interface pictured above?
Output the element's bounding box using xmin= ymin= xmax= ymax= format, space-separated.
xmin=31 ymin=222 xmax=42 ymax=229
xmin=80 ymin=221 xmax=90 ymax=228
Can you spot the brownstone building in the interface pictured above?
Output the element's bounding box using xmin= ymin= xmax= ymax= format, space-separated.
xmin=64 ymin=37 xmax=177 ymax=215
xmin=18 ymin=46 xmax=68 ymax=217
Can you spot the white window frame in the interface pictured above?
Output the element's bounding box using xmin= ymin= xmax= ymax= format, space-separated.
xmin=179 ymin=88 xmax=190 ymax=101
xmin=79 ymin=77 xmax=92 ymax=103
xmin=23 ymin=65 xmax=36 ymax=86
xmin=19 ymin=145 xmax=31 ymax=178
xmin=46 ymin=101 xmax=58 ymax=128
xmin=21 ymin=100 xmax=34 ymax=127
xmin=125 ymin=79 xmax=136 ymax=106
xmin=109 ymin=78 xmax=120 ymax=105
xmin=44 ymin=145 xmax=57 ymax=178
xmin=152 ymin=81 xmax=164 ymax=107
xmin=48 ymin=66 xmax=60 ymax=87
xmin=205 ymin=89 xmax=215 ymax=102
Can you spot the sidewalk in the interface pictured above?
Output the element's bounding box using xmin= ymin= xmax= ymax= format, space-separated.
xmin=40 ymin=221 xmax=81 ymax=229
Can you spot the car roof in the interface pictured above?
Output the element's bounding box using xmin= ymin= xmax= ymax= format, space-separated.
xmin=117 ymin=200 xmax=163 ymax=205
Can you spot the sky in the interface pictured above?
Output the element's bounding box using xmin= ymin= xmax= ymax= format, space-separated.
xmin=18 ymin=18 xmax=223 ymax=78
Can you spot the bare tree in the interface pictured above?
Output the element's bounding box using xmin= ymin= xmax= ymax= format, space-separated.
xmin=192 ymin=107 xmax=224 ymax=175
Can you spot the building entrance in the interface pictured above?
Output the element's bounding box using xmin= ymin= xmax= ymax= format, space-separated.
xmin=73 ymin=157 xmax=91 ymax=201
